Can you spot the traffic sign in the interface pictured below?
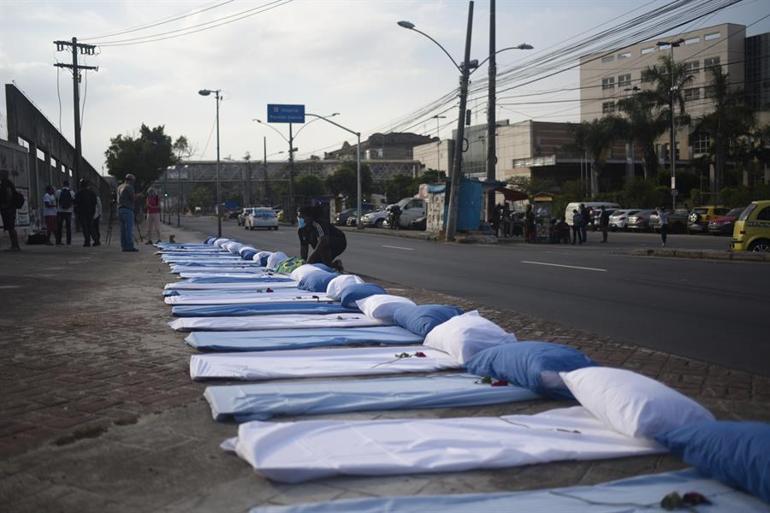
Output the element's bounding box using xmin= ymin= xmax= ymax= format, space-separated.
xmin=267 ymin=104 xmax=305 ymax=123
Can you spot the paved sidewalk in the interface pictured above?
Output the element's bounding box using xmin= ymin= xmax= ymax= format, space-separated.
xmin=1 ymin=222 xmax=768 ymax=512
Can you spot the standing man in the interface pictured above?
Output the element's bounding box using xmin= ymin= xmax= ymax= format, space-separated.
xmin=92 ymin=184 xmax=102 ymax=247
xmin=0 ymin=169 xmax=22 ymax=251
xmin=599 ymin=206 xmax=610 ymax=243
xmin=55 ymin=180 xmax=74 ymax=245
xmin=571 ymin=209 xmax=582 ymax=245
xmin=42 ymin=185 xmax=57 ymax=245
xmin=657 ymin=207 xmax=669 ymax=247
xmin=578 ymin=203 xmax=589 ymax=244
xmin=525 ymin=204 xmax=536 ymax=243
xmin=74 ymin=179 xmax=98 ymax=247
xmin=117 ymin=174 xmax=138 ymax=252
xmin=298 ymin=205 xmax=347 ymax=271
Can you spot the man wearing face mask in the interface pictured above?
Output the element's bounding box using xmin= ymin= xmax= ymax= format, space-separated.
xmin=298 ymin=205 xmax=347 ymax=272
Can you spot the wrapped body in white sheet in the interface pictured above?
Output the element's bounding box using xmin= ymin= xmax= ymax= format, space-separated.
xmin=224 ymin=406 xmax=664 ymax=483
xmin=165 ymin=292 xmax=332 ymax=305
xmin=169 ymin=312 xmax=386 ymax=331
xmin=190 ymin=345 xmax=459 ymax=380
xmin=165 ymin=280 xmax=298 ymax=291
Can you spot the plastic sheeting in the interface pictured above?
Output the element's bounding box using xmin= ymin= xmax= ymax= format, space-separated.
xmin=190 ymin=345 xmax=460 ymax=380
xmin=179 ymin=272 xmax=281 ymax=279
xmin=223 ymin=406 xmax=664 ymax=483
xmin=163 ymin=287 xmax=303 ymax=297
xmin=169 ymin=313 xmax=388 ymax=331
xmin=170 ymin=267 xmax=271 ymax=275
xmin=185 ymin=325 xmax=423 ymax=351
xmin=172 ymin=302 xmax=357 ymax=317
xmin=204 ymin=373 xmax=539 ymax=421
xmin=248 ymin=469 xmax=770 ymax=513
xmin=165 ymin=292 xmax=332 ymax=305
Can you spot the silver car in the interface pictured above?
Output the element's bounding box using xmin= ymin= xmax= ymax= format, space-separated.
xmin=608 ymin=209 xmax=640 ymax=231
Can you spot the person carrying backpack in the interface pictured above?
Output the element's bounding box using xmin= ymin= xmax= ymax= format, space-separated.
xmin=0 ymin=168 xmax=22 ymax=251
xmin=55 ymin=180 xmax=74 ymax=245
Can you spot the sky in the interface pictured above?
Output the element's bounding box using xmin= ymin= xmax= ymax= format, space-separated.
xmin=0 ymin=0 xmax=768 ymax=173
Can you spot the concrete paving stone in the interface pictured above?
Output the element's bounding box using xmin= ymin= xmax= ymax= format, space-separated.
xmin=325 ymin=474 xmax=432 ymax=497
xmin=159 ymin=476 xmax=282 ymax=513
xmin=266 ymin=482 xmax=346 ymax=506
xmin=2 ymin=483 xmax=75 ymax=513
xmin=0 ymin=471 xmax=51 ymax=504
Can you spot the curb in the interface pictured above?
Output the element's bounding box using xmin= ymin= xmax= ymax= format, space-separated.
xmin=627 ymin=248 xmax=770 ymax=262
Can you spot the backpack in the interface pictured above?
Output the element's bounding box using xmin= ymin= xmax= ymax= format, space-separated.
xmin=13 ymin=190 xmax=24 ymax=209
xmin=59 ymin=189 xmax=73 ymax=209
xmin=275 ymin=257 xmax=305 ymax=274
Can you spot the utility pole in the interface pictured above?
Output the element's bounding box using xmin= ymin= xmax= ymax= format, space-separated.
xmin=54 ymin=38 xmax=97 ymax=187
xmin=177 ymin=165 xmax=182 ymax=227
xmin=657 ymin=38 xmax=684 ymax=209
xmin=445 ymin=1 xmax=475 ymax=241
xmin=288 ymin=123 xmax=296 ymax=224
xmin=486 ymin=0 xmax=497 ymax=223
xmin=263 ymin=137 xmax=271 ymax=205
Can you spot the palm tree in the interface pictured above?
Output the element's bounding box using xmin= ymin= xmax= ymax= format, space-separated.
xmin=570 ymin=116 xmax=621 ymax=198
xmin=695 ymin=67 xmax=754 ymax=194
xmin=641 ymin=54 xmax=694 ymax=128
xmin=617 ymin=90 xmax=668 ymax=180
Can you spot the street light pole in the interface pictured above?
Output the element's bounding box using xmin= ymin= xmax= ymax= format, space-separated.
xmin=486 ymin=0 xmax=496 ymax=223
xmin=657 ymin=39 xmax=684 ymax=210
xmin=198 ymin=88 xmax=222 ymax=237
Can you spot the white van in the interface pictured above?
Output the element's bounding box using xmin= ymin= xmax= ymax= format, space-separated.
xmin=564 ymin=202 xmax=620 ymax=226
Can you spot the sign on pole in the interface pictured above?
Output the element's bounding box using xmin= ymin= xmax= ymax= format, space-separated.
xmin=267 ymin=104 xmax=305 ymax=123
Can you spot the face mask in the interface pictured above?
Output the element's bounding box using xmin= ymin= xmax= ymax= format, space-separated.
xmin=298 ymin=218 xmax=306 ymax=228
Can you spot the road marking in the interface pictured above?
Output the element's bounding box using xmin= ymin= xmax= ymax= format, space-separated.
xmin=521 ymin=260 xmax=607 ymax=272
xmin=382 ymin=245 xmax=415 ymax=251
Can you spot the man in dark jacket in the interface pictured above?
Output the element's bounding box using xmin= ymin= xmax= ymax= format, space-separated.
xmin=298 ymin=205 xmax=347 ymax=271
xmin=0 ymin=169 xmax=21 ymax=251
xmin=74 ymin=179 xmax=98 ymax=247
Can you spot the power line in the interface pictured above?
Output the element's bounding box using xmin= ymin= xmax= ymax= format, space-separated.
xmin=81 ymin=0 xmax=236 ymax=41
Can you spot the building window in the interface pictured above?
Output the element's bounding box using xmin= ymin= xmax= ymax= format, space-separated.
xmin=703 ymin=85 xmax=716 ymax=99
xmin=684 ymin=87 xmax=701 ymax=101
xmin=694 ymin=133 xmax=711 ymax=154
xmin=683 ymin=60 xmax=699 ymax=74
xmin=641 ymin=47 xmax=655 ymax=55
xmin=618 ymin=52 xmax=631 ymax=60
xmin=704 ymin=32 xmax=720 ymax=41
xmin=618 ymin=74 xmax=631 ymax=88
xmin=602 ymin=77 xmax=615 ymax=90
xmin=601 ymin=55 xmax=615 ymax=63
xmin=703 ymin=56 xmax=720 ymax=72
xmin=685 ymin=37 xmax=700 ymax=45
xmin=602 ymin=101 xmax=616 ymax=114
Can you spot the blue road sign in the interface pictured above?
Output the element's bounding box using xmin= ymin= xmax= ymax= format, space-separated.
xmin=267 ymin=104 xmax=305 ymax=123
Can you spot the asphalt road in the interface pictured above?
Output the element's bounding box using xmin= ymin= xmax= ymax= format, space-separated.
xmin=178 ymin=217 xmax=770 ymax=376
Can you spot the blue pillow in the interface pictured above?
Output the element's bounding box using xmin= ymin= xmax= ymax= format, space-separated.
xmin=392 ymin=304 xmax=463 ymax=337
xmin=340 ymin=283 xmax=386 ymax=309
xmin=657 ymin=421 xmax=770 ymax=503
xmin=258 ymin=254 xmax=270 ymax=266
xmin=311 ymin=263 xmax=336 ymax=273
xmin=465 ymin=341 xmax=597 ymax=400
xmin=241 ymin=249 xmax=257 ymax=261
xmin=299 ymin=271 xmax=339 ymax=292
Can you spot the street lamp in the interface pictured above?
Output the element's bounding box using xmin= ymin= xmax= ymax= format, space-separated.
xmin=198 ymin=88 xmax=222 ymax=237
xmin=398 ymin=9 xmax=532 ymax=239
xmin=304 ymin=112 xmax=363 ymax=229
xmin=656 ymin=38 xmax=685 ymax=209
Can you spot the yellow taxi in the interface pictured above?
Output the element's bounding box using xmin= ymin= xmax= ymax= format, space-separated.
xmin=731 ymin=200 xmax=770 ymax=252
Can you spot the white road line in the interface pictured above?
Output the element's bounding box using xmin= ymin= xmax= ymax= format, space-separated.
xmin=382 ymin=244 xmax=415 ymax=251
xmin=521 ymin=260 xmax=607 ymax=272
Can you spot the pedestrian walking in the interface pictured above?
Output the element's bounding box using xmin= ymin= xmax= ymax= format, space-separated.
xmin=145 ymin=187 xmax=161 ymax=244
xmin=117 ymin=174 xmax=138 ymax=252
xmin=92 ymin=189 xmax=102 ymax=247
xmin=74 ymin=179 xmax=98 ymax=247
xmin=579 ymin=203 xmax=588 ymax=243
xmin=658 ymin=207 xmax=669 ymax=247
xmin=600 ymin=205 xmax=610 ymax=243
xmin=42 ymin=185 xmax=57 ymax=245
xmin=0 ymin=168 xmax=22 ymax=251
xmin=55 ymin=180 xmax=74 ymax=245
xmin=525 ymin=204 xmax=536 ymax=243
xmin=571 ymin=209 xmax=582 ymax=245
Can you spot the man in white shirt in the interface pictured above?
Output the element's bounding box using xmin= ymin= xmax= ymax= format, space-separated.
xmin=55 ymin=180 xmax=74 ymax=245
xmin=42 ymin=185 xmax=57 ymax=245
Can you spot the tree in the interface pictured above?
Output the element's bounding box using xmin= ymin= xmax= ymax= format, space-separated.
xmin=642 ymin=54 xmax=694 ymax=127
xmin=384 ymin=174 xmax=418 ymax=203
xmin=295 ymin=174 xmax=326 ymax=200
xmin=570 ymin=117 xmax=621 ymax=197
xmin=694 ymin=67 xmax=755 ymax=194
xmin=419 ymin=169 xmax=447 ymax=183
xmin=617 ymin=91 xmax=668 ymax=179
xmin=325 ymin=162 xmax=373 ymax=200
xmin=187 ymin=185 xmax=214 ymax=212
xmin=105 ymin=124 xmax=179 ymax=192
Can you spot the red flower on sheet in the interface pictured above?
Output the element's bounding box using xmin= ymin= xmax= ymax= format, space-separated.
xmin=266 ymin=288 xmax=274 ymax=293
xmin=414 ymin=352 xmax=427 ymax=358
xmin=491 ymin=379 xmax=509 ymax=387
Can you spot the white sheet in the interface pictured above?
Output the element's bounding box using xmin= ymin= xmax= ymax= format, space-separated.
xmin=224 ymin=406 xmax=664 ymax=483
xmin=190 ymin=345 xmax=458 ymax=380
xmin=179 ymin=272 xmax=274 ymax=279
xmin=169 ymin=312 xmax=387 ymax=331
xmin=165 ymin=280 xmax=298 ymax=291
xmin=165 ymin=292 xmax=333 ymax=305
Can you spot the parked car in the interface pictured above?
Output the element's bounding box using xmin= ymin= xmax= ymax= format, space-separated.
xmin=688 ymin=205 xmax=730 ymax=233
xmin=564 ymin=202 xmax=620 ymax=226
xmin=608 ymin=209 xmax=640 ymax=231
xmin=237 ymin=207 xmax=256 ymax=226
xmin=590 ymin=208 xmax=617 ymax=230
xmin=360 ymin=208 xmax=391 ymax=227
xmin=336 ymin=205 xmax=374 ymax=225
xmin=245 ymin=207 xmax=279 ymax=230
xmin=731 ymin=200 xmax=770 ymax=252
xmin=707 ymin=207 xmax=744 ymax=236
xmin=626 ymin=209 xmax=655 ymax=231
xmin=649 ymin=209 xmax=689 ymax=233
